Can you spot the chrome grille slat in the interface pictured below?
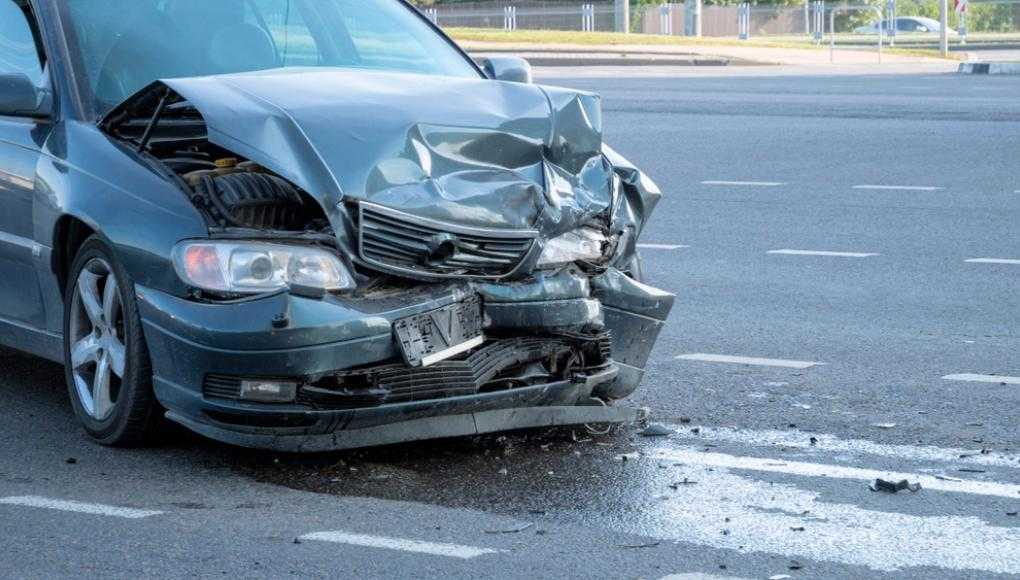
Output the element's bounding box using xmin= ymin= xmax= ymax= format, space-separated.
xmin=359 ymin=202 xmax=537 ymax=279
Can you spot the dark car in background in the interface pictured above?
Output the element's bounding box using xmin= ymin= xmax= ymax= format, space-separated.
xmin=0 ymin=0 xmax=673 ymax=451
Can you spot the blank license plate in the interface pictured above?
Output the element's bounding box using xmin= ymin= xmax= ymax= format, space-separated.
xmin=393 ymin=296 xmax=484 ymax=367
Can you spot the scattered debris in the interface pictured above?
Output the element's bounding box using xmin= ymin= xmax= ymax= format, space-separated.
xmin=497 ymin=468 xmax=508 ymax=476
xmin=690 ymin=427 xmax=701 ymax=434
xmin=293 ymin=537 xmax=302 ymax=544
xmin=793 ymin=403 xmax=812 ymax=410
xmin=769 ymin=575 xmax=792 ymax=580
xmin=485 ymin=523 xmax=534 ymax=534
xmin=966 ymin=422 xmax=984 ymax=427
xmin=934 ymin=474 xmax=963 ymax=482
xmin=1006 ymin=511 xmax=1018 ymax=517
xmin=869 ymin=478 xmax=922 ymax=493
xmin=64 ymin=457 xmax=77 ymax=465
xmin=871 ymin=423 xmax=897 ymax=429
xmin=615 ymin=452 xmax=640 ymax=462
xmin=789 ymin=526 xmax=805 ymax=532
xmin=678 ymin=416 xmax=692 ymax=424
xmin=959 ymin=468 xmax=987 ymax=473
xmin=528 ymin=509 xmax=547 ymax=516
xmin=618 ymin=541 xmax=660 ymax=549
xmin=809 ymin=436 xmax=819 ymax=446
xmin=788 ymin=560 xmax=804 ymax=570
xmin=639 ymin=424 xmax=673 ymax=437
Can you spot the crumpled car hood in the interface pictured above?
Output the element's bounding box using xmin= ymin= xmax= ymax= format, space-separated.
xmin=124 ymin=68 xmax=615 ymax=239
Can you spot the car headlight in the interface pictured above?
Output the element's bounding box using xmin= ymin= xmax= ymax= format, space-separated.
xmin=172 ymin=241 xmax=355 ymax=294
xmin=536 ymin=228 xmax=608 ymax=268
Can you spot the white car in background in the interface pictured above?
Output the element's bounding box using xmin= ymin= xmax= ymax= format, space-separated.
xmin=854 ymin=16 xmax=957 ymax=34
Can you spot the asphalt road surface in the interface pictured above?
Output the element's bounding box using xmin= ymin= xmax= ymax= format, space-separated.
xmin=2 ymin=66 xmax=1018 ymax=579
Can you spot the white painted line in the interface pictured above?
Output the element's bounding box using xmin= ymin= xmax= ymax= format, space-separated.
xmin=701 ymin=180 xmax=785 ymax=187
xmin=0 ymin=496 xmax=162 ymax=519
xmin=636 ymin=459 xmax=1020 ymax=574
xmin=852 ymin=184 xmax=943 ymax=191
xmin=768 ymin=249 xmax=879 ymax=258
xmin=300 ymin=531 xmax=504 ymax=559
xmin=638 ymin=243 xmax=690 ymax=250
xmin=654 ymin=448 xmax=1020 ymax=499
xmin=965 ymin=258 xmax=1020 ymax=265
xmin=672 ymin=426 xmax=1020 ymax=468
xmin=676 ymin=353 xmax=822 ymax=369
xmin=943 ymin=373 xmax=1020 ymax=385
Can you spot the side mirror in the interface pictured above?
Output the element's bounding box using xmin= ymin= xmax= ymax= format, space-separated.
xmin=0 ymin=73 xmax=51 ymax=118
xmin=477 ymin=56 xmax=533 ymax=84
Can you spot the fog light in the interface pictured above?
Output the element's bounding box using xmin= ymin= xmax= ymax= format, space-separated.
xmin=239 ymin=380 xmax=298 ymax=403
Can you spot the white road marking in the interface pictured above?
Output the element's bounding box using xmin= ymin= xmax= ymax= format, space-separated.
xmin=0 ymin=496 xmax=162 ymax=519
xmin=676 ymin=353 xmax=822 ymax=369
xmin=852 ymin=184 xmax=943 ymax=191
xmin=635 ymin=453 xmax=1020 ymax=574
xmin=943 ymin=373 xmax=1020 ymax=385
xmin=638 ymin=243 xmax=690 ymax=250
xmin=672 ymin=425 xmax=1020 ymax=468
xmin=701 ymin=180 xmax=785 ymax=186
xmin=767 ymin=249 xmax=879 ymax=258
xmin=964 ymin=258 xmax=1020 ymax=265
xmin=654 ymin=448 xmax=1020 ymax=499
xmin=300 ymin=531 xmax=504 ymax=559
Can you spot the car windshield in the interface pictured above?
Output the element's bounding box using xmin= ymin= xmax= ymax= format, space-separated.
xmin=62 ymin=0 xmax=481 ymax=115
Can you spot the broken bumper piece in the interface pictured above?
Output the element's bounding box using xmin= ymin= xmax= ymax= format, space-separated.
xmin=134 ymin=266 xmax=672 ymax=451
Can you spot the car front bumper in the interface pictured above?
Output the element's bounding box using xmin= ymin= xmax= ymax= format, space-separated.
xmin=135 ymin=267 xmax=673 ymax=451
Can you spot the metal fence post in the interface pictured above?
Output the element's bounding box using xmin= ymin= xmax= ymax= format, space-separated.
xmin=804 ymin=0 xmax=810 ymax=35
xmin=694 ymin=0 xmax=702 ymax=37
xmin=813 ymin=1 xmax=824 ymax=44
xmin=939 ymin=0 xmax=949 ymax=56
xmin=886 ymin=0 xmax=896 ymax=46
xmin=738 ymin=3 xmax=750 ymax=40
xmin=659 ymin=4 xmax=672 ymax=35
xmin=615 ymin=0 xmax=630 ymax=33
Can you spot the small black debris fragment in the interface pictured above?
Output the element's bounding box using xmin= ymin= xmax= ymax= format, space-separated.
xmin=869 ymin=478 xmax=922 ymax=493
xmin=618 ymin=541 xmax=660 ymax=549
xmin=959 ymin=468 xmax=987 ymax=473
xmin=690 ymin=427 xmax=701 ymax=434
xmin=789 ymin=526 xmax=805 ymax=532
xmin=719 ymin=564 xmax=727 ymax=570
xmin=65 ymin=457 xmax=77 ymax=465
xmin=679 ymin=416 xmax=692 ymax=424
xmin=809 ymin=436 xmax=818 ymax=446
xmin=528 ymin=509 xmax=547 ymax=516
xmin=789 ymin=560 xmax=804 ymax=570
xmin=484 ymin=523 xmax=533 ymax=534
xmin=640 ymin=424 xmax=673 ymax=437
xmin=293 ymin=537 xmax=302 ymax=544
xmin=669 ymin=478 xmax=698 ymax=489
xmin=1005 ymin=511 xmax=1018 ymax=517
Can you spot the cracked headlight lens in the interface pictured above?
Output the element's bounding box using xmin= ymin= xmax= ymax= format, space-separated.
xmin=173 ymin=241 xmax=354 ymax=294
xmin=536 ymin=228 xmax=608 ymax=268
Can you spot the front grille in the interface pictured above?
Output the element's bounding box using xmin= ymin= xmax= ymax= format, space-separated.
xmin=301 ymin=333 xmax=613 ymax=410
xmin=358 ymin=202 xmax=537 ymax=279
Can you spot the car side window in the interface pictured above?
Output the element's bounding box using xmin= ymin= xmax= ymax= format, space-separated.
xmin=0 ymin=0 xmax=45 ymax=87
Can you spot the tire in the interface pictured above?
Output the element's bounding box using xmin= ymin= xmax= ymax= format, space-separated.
xmin=63 ymin=235 xmax=162 ymax=446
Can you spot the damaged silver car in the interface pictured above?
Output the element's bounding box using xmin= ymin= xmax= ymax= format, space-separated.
xmin=0 ymin=0 xmax=673 ymax=450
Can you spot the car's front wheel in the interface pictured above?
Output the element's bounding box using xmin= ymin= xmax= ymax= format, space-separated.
xmin=64 ymin=236 xmax=161 ymax=446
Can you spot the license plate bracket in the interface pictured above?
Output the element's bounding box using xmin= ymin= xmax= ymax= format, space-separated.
xmin=393 ymin=296 xmax=484 ymax=367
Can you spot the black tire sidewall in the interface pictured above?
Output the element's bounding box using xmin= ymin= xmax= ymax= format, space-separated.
xmin=63 ymin=236 xmax=156 ymax=444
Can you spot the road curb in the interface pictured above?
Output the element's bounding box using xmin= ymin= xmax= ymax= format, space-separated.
xmin=958 ymin=62 xmax=1020 ymax=74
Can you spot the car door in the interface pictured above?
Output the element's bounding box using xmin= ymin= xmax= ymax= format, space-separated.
xmin=0 ymin=0 xmax=51 ymax=329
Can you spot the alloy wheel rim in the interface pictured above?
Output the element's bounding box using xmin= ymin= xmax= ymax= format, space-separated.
xmin=69 ymin=258 xmax=126 ymax=421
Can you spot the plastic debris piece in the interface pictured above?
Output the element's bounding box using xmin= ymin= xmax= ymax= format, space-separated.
xmin=959 ymin=468 xmax=986 ymax=473
xmin=935 ymin=474 xmax=963 ymax=482
xmin=669 ymin=478 xmax=698 ymax=489
xmin=789 ymin=526 xmax=805 ymax=532
xmin=615 ymin=452 xmax=640 ymax=462
xmin=869 ymin=478 xmax=922 ymax=493
xmin=871 ymin=423 xmax=897 ymax=429
xmin=618 ymin=541 xmax=660 ymax=549
xmin=788 ymin=560 xmax=804 ymax=570
xmin=769 ymin=575 xmax=792 ymax=580
xmin=639 ymin=424 xmax=673 ymax=437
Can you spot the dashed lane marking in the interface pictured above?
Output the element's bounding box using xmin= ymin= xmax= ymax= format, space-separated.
xmin=701 ymin=180 xmax=785 ymax=187
xmin=653 ymin=448 xmax=1020 ymax=499
xmin=0 ymin=496 xmax=162 ymax=519
xmin=673 ymin=425 xmax=1020 ymax=468
xmin=676 ymin=353 xmax=822 ymax=369
xmin=964 ymin=258 xmax=1020 ymax=265
xmin=767 ymin=249 xmax=879 ymax=258
xmin=852 ymin=184 xmax=943 ymax=191
xmin=300 ymin=531 xmax=504 ymax=559
xmin=943 ymin=373 xmax=1020 ymax=385
xmin=638 ymin=244 xmax=691 ymax=250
